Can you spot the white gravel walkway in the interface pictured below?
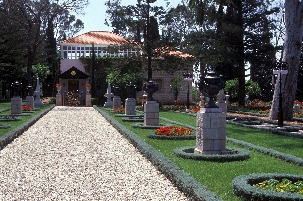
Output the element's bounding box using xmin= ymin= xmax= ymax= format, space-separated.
xmin=0 ymin=106 xmax=188 ymax=200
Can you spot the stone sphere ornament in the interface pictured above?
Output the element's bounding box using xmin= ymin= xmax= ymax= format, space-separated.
xmin=199 ymin=71 xmax=224 ymax=108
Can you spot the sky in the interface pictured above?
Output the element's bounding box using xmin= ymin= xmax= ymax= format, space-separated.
xmin=77 ymin=0 xmax=184 ymax=35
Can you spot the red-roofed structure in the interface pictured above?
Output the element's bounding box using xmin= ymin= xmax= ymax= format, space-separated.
xmin=58 ymin=31 xmax=194 ymax=106
xmin=61 ymin=31 xmax=129 ymax=45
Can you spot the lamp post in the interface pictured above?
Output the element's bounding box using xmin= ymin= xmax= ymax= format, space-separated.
xmin=183 ymin=71 xmax=192 ymax=111
xmin=273 ymin=62 xmax=288 ymax=127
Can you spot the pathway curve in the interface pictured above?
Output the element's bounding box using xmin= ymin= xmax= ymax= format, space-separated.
xmin=0 ymin=107 xmax=188 ymax=200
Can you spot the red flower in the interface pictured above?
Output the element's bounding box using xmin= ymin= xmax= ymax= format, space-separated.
xmin=22 ymin=105 xmax=31 ymax=111
xmin=155 ymin=125 xmax=192 ymax=136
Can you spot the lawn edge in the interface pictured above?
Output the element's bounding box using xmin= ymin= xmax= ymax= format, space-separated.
xmin=94 ymin=106 xmax=223 ymax=201
xmin=0 ymin=104 xmax=55 ymax=151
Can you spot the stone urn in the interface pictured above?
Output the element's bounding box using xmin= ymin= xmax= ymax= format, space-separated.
xmin=199 ymin=71 xmax=224 ymax=108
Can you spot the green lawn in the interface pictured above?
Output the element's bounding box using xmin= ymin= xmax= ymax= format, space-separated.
xmin=103 ymin=109 xmax=303 ymax=201
xmin=0 ymin=101 xmax=52 ymax=137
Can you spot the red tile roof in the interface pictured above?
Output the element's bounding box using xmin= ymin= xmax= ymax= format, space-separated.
xmin=61 ymin=31 xmax=129 ymax=45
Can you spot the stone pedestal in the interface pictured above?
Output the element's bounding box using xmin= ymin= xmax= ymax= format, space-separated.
xmin=113 ymin=96 xmax=121 ymax=111
xmin=11 ymin=96 xmax=22 ymax=115
xmin=26 ymin=96 xmax=34 ymax=110
xmin=195 ymin=108 xmax=226 ymax=154
xmin=56 ymin=94 xmax=62 ymax=106
xmin=125 ymin=98 xmax=136 ymax=115
xmin=104 ymin=100 xmax=113 ymax=107
xmin=86 ymin=94 xmax=92 ymax=107
xmin=144 ymin=101 xmax=159 ymax=126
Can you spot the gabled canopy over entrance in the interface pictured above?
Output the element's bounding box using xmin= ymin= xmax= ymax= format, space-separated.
xmin=59 ymin=66 xmax=89 ymax=79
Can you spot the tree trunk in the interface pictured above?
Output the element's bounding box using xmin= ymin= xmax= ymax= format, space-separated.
xmin=269 ymin=0 xmax=303 ymax=121
xmin=234 ymin=0 xmax=246 ymax=107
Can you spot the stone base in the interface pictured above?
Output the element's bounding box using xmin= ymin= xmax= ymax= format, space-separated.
xmin=86 ymin=94 xmax=92 ymax=107
xmin=11 ymin=96 xmax=22 ymax=115
xmin=144 ymin=101 xmax=159 ymax=126
xmin=195 ymin=108 xmax=227 ymax=155
xmin=26 ymin=96 xmax=34 ymax=110
xmin=125 ymin=98 xmax=136 ymax=115
xmin=56 ymin=94 xmax=62 ymax=106
xmin=113 ymin=96 xmax=121 ymax=111
xmin=104 ymin=101 xmax=113 ymax=107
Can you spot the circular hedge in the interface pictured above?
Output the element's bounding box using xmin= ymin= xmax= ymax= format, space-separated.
xmin=173 ymin=146 xmax=250 ymax=162
xmin=232 ymin=173 xmax=303 ymax=201
xmin=147 ymin=133 xmax=196 ymax=140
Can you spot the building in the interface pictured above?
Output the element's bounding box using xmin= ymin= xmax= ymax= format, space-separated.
xmin=58 ymin=31 xmax=194 ymax=106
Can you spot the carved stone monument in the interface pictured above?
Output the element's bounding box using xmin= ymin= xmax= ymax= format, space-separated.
xmin=26 ymin=84 xmax=34 ymax=110
xmin=11 ymin=81 xmax=22 ymax=115
xmin=34 ymin=78 xmax=44 ymax=107
xmin=125 ymin=82 xmax=136 ymax=115
xmin=86 ymin=84 xmax=91 ymax=107
xmin=104 ymin=82 xmax=114 ymax=107
xmin=143 ymin=80 xmax=159 ymax=126
xmin=195 ymin=71 xmax=226 ymax=154
xmin=56 ymin=84 xmax=62 ymax=106
xmin=113 ymin=86 xmax=121 ymax=111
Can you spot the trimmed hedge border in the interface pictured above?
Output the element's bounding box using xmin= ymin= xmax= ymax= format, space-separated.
xmin=173 ymin=146 xmax=250 ymax=162
xmin=147 ymin=132 xmax=196 ymax=140
xmin=232 ymin=173 xmax=303 ymax=201
xmin=94 ymin=106 xmax=223 ymax=201
xmin=0 ymin=105 xmax=55 ymax=151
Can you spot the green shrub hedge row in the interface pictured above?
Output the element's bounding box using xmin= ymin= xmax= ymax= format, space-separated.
xmin=232 ymin=173 xmax=303 ymax=201
xmin=227 ymin=138 xmax=303 ymax=166
xmin=0 ymin=105 xmax=55 ymax=151
xmin=94 ymin=106 xmax=223 ymax=201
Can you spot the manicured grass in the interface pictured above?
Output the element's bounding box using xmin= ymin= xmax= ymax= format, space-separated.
xmin=103 ymin=109 xmax=303 ymax=201
xmin=160 ymin=111 xmax=303 ymax=159
xmin=0 ymin=101 xmax=52 ymax=137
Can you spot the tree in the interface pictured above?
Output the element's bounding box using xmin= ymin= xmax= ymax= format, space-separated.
xmin=187 ymin=0 xmax=279 ymax=105
xmin=269 ymin=0 xmax=303 ymax=121
xmin=1 ymin=0 xmax=88 ymax=86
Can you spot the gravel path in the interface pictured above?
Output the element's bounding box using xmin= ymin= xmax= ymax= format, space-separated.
xmin=0 ymin=107 xmax=188 ymax=200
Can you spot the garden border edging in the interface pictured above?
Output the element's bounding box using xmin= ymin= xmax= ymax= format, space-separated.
xmin=94 ymin=106 xmax=222 ymax=201
xmin=0 ymin=105 xmax=55 ymax=151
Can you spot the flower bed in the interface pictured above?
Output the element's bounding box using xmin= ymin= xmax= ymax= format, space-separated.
xmin=232 ymin=173 xmax=303 ymax=201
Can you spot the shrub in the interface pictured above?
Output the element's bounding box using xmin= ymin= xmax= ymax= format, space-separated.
xmin=232 ymin=173 xmax=303 ymax=201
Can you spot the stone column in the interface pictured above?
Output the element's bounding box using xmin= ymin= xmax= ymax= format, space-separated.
xmin=86 ymin=94 xmax=92 ymax=106
xmin=56 ymin=94 xmax=62 ymax=106
xmin=113 ymin=96 xmax=121 ymax=111
xmin=195 ymin=108 xmax=227 ymax=155
xmin=144 ymin=101 xmax=159 ymax=126
xmin=26 ymin=96 xmax=34 ymax=110
xmin=125 ymin=98 xmax=136 ymax=115
xmin=11 ymin=96 xmax=22 ymax=115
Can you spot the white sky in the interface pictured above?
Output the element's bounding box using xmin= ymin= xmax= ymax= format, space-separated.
xmin=77 ymin=0 xmax=183 ymax=35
